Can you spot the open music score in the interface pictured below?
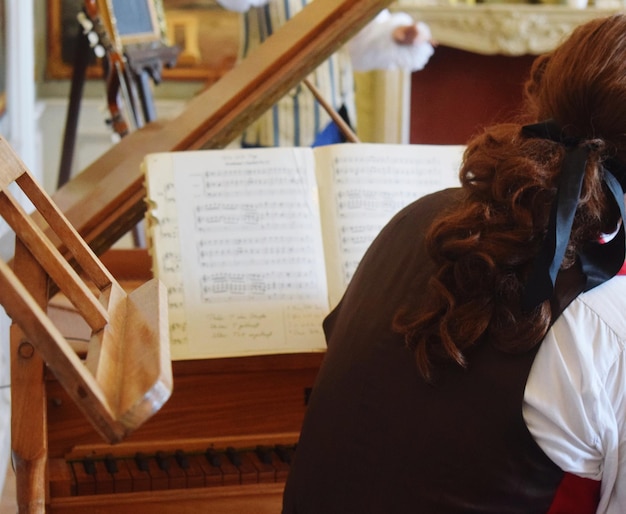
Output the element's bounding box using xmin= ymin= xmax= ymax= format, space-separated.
xmin=143 ymin=143 xmax=464 ymax=361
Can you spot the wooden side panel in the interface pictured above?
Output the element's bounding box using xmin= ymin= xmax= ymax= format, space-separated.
xmin=49 ymin=483 xmax=285 ymax=514
xmin=46 ymin=353 xmax=323 ymax=458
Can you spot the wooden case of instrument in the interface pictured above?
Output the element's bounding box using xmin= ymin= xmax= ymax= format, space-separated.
xmin=10 ymin=2 xmax=394 ymax=512
xmin=45 ymin=249 xmax=324 ymax=513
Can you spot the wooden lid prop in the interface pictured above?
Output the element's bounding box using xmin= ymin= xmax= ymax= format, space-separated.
xmin=0 ymin=137 xmax=172 ymax=443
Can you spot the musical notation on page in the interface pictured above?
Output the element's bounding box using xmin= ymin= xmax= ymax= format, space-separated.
xmin=143 ymin=143 xmax=464 ymax=360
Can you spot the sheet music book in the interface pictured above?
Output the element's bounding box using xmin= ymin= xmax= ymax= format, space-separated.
xmin=143 ymin=143 xmax=464 ymax=360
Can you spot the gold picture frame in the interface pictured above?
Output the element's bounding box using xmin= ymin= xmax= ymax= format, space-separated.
xmin=45 ymin=0 xmax=239 ymax=83
xmin=99 ymin=0 xmax=164 ymax=49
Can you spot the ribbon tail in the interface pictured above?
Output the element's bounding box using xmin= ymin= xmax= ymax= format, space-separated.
xmin=522 ymin=146 xmax=588 ymax=310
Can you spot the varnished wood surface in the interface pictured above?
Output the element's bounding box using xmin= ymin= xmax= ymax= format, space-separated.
xmin=0 ymin=136 xmax=173 ymax=446
xmin=48 ymin=483 xmax=285 ymax=514
xmin=45 ymin=249 xmax=323 ymax=458
xmin=43 ymin=249 xmax=323 ymax=513
xmin=11 ymin=241 xmax=47 ymax=514
xmin=46 ymin=347 xmax=323 ymax=458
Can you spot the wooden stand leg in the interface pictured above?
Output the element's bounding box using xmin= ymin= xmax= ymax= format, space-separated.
xmin=11 ymin=240 xmax=48 ymax=513
xmin=57 ymin=25 xmax=92 ymax=189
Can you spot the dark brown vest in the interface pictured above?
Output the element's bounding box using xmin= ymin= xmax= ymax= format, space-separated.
xmin=283 ymin=188 xmax=580 ymax=514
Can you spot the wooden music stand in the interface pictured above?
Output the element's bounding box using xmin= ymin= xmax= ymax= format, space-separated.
xmin=0 ymin=136 xmax=172 ymax=509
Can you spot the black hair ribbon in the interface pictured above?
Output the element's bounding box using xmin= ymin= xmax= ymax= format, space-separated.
xmin=521 ymin=119 xmax=626 ymax=311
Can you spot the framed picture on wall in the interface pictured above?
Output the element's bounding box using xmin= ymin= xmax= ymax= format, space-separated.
xmin=45 ymin=0 xmax=239 ymax=83
xmin=46 ymin=0 xmax=105 ymax=80
xmin=105 ymin=0 xmax=163 ymax=47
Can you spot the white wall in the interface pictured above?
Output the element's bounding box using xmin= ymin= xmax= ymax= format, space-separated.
xmin=39 ymin=98 xmax=187 ymax=192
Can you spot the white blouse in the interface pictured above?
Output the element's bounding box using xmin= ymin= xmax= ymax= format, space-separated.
xmin=524 ymin=275 xmax=626 ymax=513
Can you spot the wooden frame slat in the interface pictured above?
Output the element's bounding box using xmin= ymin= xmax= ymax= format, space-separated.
xmin=0 ymin=135 xmax=172 ymax=444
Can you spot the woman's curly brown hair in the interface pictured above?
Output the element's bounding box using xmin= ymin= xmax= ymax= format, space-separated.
xmin=394 ymin=14 xmax=626 ymax=380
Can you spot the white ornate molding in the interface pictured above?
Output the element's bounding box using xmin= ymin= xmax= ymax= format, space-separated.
xmin=394 ymin=1 xmax=623 ymax=55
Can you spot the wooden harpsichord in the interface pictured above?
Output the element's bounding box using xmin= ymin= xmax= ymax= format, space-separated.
xmin=10 ymin=1 xmax=395 ymax=512
xmin=44 ymin=249 xmax=324 ymax=513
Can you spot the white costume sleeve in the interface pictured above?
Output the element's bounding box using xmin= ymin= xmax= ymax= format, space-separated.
xmin=346 ymin=10 xmax=434 ymax=72
xmin=523 ymin=277 xmax=626 ymax=514
xmin=216 ymin=0 xmax=269 ymax=12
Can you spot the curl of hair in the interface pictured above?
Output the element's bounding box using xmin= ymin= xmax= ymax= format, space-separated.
xmin=394 ymin=125 xmax=618 ymax=381
xmin=394 ymin=14 xmax=626 ymax=380
xmin=393 ymin=14 xmax=626 ymax=380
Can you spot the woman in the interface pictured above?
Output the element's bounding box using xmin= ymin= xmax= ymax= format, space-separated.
xmin=217 ymin=0 xmax=435 ymax=147
xmin=282 ymin=14 xmax=626 ymax=513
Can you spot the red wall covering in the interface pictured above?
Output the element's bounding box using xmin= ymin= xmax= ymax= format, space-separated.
xmin=410 ymin=46 xmax=536 ymax=145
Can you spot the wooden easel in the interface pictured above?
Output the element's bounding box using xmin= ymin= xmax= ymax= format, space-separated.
xmin=0 ymin=137 xmax=172 ymax=512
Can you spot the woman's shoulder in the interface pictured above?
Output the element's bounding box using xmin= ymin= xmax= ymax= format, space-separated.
xmin=543 ymin=277 xmax=626 ymax=389
xmin=524 ymin=276 xmax=626 ymax=497
xmin=365 ymin=187 xmax=463 ymax=256
xmin=390 ymin=187 xmax=463 ymax=226
xmin=576 ymin=275 xmax=626 ymax=343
